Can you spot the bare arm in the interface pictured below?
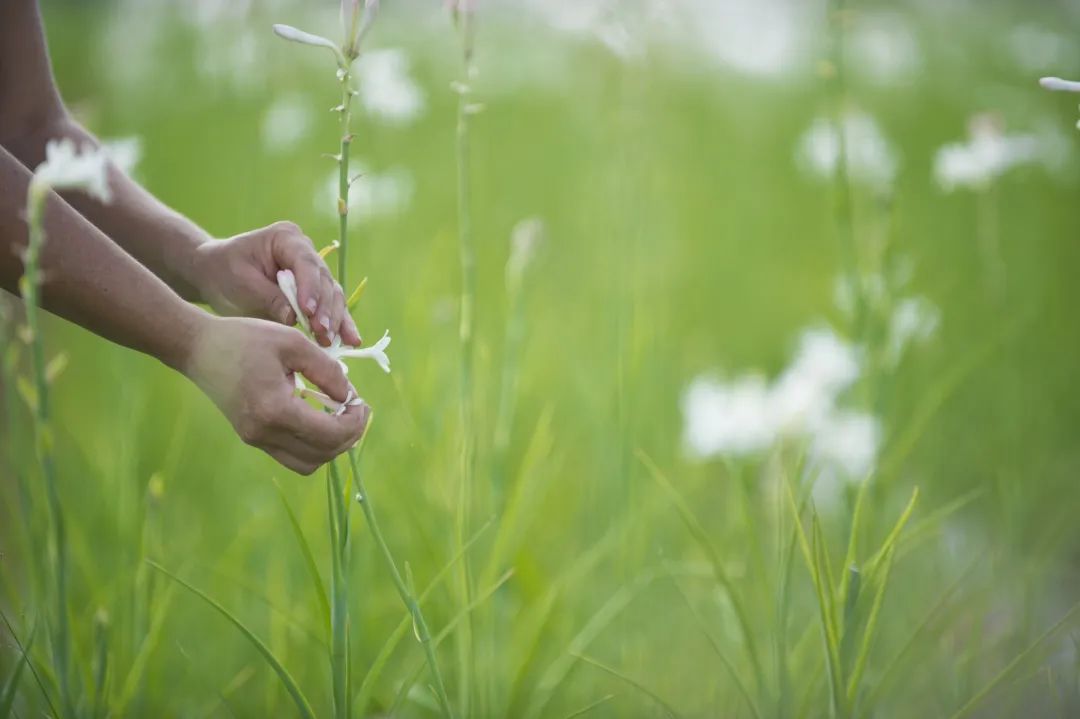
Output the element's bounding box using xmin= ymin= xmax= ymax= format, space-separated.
xmin=0 ymin=0 xmax=361 ymax=347
xmin=0 ymin=144 xmax=367 ymax=474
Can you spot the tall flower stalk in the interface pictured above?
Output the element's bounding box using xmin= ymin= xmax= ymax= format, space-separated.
xmin=21 ymin=139 xmax=112 ymax=718
xmin=447 ymin=2 xmax=479 ymax=712
xmin=273 ymin=5 xmax=452 ymax=717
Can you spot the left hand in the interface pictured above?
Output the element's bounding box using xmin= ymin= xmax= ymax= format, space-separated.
xmin=191 ymin=221 xmax=362 ymax=347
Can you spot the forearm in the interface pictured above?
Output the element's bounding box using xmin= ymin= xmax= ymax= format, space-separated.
xmin=0 ymin=144 xmax=207 ymax=372
xmin=3 ymin=118 xmax=210 ymax=302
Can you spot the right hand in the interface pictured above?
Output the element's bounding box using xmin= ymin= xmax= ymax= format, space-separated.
xmin=184 ymin=316 xmax=369 ymax=475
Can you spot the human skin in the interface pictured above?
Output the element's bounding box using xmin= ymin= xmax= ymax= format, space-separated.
xmin=0 ymin=0 xmax=368 ymax=474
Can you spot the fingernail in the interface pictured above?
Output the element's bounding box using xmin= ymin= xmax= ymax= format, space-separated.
xmin=319 ymin=315 xmax=331 ymax=332
xmin=305 ymin=298 xmax=317 ymax=314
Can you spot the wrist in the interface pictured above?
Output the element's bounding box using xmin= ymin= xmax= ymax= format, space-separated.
xmin=161 ymin=301 xmax=215 ymax=376
xmin=162 ymin=218 xmax=214 ymax=304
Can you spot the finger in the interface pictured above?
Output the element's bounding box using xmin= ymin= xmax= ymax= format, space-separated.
xmin=282 ymin=332 xmax=351 ymax=402
xmin=246 ymin=270 xmax=296 ymax=326
xmin=280 ymin=395 xmax=368 ymax=455
xmin=269 ymin=222 xmax=322 ymax=322
xmin=265 ymin=445 xmax=319 ymax=476
xmin=340 ymin=313 xmax=362 ymax=347
xmin=326 ymin=281 xmax=346 ymax=346
xmin=312 ymin=269 xmax=338 ymax=346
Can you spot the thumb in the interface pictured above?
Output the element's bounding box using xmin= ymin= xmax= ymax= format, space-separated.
xmin=282 ymin=333 xmax=352 ymax=402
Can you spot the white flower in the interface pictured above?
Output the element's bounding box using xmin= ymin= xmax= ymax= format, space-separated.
xmin=327 ymin=330 xmax=391 ymax=374
xmin=770 ymin=327 xmax=861 ymax=434
xmin=1040 ymin=76 xmax=1080 ymax=130
xmin=342 ymin=0 xmax=379 ymax=59
xmin=933 ymin=114 xmax=1040 ymax=191
xmin=682 ymin=326 xmax=883 ymax=492
xmin=797 ymin=111 xmax=898 ymax=190
xmin=1040 ymin=76 xmax=1080 ymax=93
xmin=276 ymin=269 xmax=311 ymax=334
xmin=682 ymin=374 xmax=776 ymax=458
xmin=100 ymin=137 xmax=142 ymax=176
xmin=356 ymin=49 xmax=425 ymax=125
xmin=32 ymin=138 xmax=112 ymax=203
xmin=276 ymin=271 xmax=391 ymax=412
xmin=272 ymin=23 xmax=346 ymax=66
xmin=809 ymin=410 xmax=881 ymax=480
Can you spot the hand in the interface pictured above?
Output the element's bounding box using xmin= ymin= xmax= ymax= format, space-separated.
xmin=185 ymin=315 xmax=369 ymax=475
xmin=191 ymin=221 xmax=362 ymax=347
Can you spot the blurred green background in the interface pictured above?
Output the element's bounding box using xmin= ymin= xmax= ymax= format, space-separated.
xmin=3 ymin=0 xmax=1080 ymax=716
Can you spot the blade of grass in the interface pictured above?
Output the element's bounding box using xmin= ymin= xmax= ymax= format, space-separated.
xmin=0 ymin=611 xmax=54 ymax=719
xmin=390 ymin=569 xmax=515 ymax=714
xmin=572 ymin=653 xmax=678 ymax=719
xmin=669 ymin=569 xmax=763 ymax=719
xmin=637 ymin=450 xmax=766 ymax=693
xmin=845 ymin=544 xmax=896 ymax=706
xmin=862 ymin=557 xmax=980 ymax=712
xmin=783 ymin=482 xmax=846 ymax=718
xmin=147 ymin=561 xmax=316 ymax=719
xmin=353 ymin=517 xmax=494 ymax=713
xmin=114 ymin=582 xmax=177 ymax=716
xmin=947 ymin=599 xmax=1080 ymax=719
xmin=271 ymin=477 xmax=331 ymax=636
xmin=523 ymin=569 xmax=663 ymax=719
xmin=562 ymin=693 xmax=616 ymax=718
xmin=0 ymin=621 xmax=36 ymax=719
xmin=864 ymin=488 xmax=919 ymax=581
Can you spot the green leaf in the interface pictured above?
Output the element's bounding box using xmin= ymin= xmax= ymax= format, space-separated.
xmin=148 ymin=561 xmax=316 ymax=719
xmin=572 ymin=653 xmax=679 ymax=719
xmin=0 ymin=621 xmax=37 ymax=719
xmin=637 ymin=450 xmax=766 ymax=694
xmin=272 ymin=478 xmax=331 ymax=636
xmin=947 ymin=599 xmax=1080 ymax=719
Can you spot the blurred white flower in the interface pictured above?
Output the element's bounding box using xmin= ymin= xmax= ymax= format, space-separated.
xmin=684 ymin=0 xmax=813 ymax=78
xmin=32 ymin=138 xmax=112 ymax=203
xmin=770 ymin=327 xmax=861 ymax=434
xmin=885 ymin=296 xmax=940 ymax=368
xmin=261 ymin=95 xmax=315 ymax=151
xmin=848 ymin=11 xmax=922 ymax=86
xmin=810 ymin=410 xmax=880 ymax=479
xmin=100 ymin=137 xmax=142 ymax=176
xmin=682 ymin=374 xmax=776 ymax=458
xmin=316 ymin=163 xmax=414 ymax=221
xmin=682 ymin=326 xmax=875 ymax=485
xmin=808 ymin=409 xmax=881 ymax=507
xmin=933 ymin=114 xmax=1040 ymax=191
xmin=797 ymin=111 xmax=898 ymax=190
xmin=356 ymin=49 xmax=426 ymax=125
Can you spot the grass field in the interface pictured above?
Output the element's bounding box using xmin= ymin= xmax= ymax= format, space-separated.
xmin=3 ymin=0 xmax=1080 ymax=717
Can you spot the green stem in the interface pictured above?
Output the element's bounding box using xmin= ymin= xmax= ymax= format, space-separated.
xmin=346 ymin=444 xmax=456 ymax=719
xmin=23 ymin=184 xmax=75 ymax=718
xmin=337 ymin=68 xmax=353 ymax=288
xmin=454 ymin=11 xmax=478 ymax=714
xmin=327 ymin=463 xmax=350 ymax=719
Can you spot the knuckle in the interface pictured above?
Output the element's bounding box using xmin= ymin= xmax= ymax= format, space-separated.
xmin=272 ymin=220 xmax=300 ymax=234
